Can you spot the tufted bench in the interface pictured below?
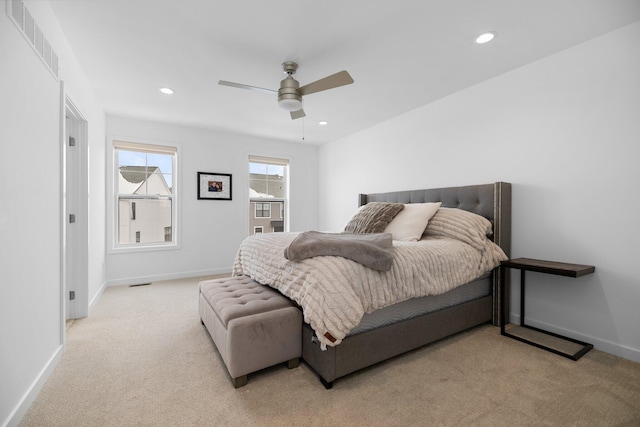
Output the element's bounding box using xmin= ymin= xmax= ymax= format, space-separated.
xmin=198 ymin=275 xmax=302 ymax=388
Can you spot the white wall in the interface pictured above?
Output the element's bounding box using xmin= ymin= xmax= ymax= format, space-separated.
xmin=105 ymin=116 xmax=319 ymax=285
xmin=319 ymin=21 xmax=640 ymax=362
xmin=0 ymin=1 xmax=105 ymax=425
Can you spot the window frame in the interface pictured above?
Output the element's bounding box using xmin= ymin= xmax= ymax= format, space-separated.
xmin=109 ymin=139 xmax=179 ymax=253
xmin=255 ymin=202 xmax=271 ymax=218
xmin=248 ymin=155 xmax=289 ymax=235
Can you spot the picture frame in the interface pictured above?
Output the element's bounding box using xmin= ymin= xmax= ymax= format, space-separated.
xmin=198 ymin=172 xmax=232 ymax=200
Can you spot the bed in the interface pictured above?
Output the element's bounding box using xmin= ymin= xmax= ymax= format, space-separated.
xmin=233 ymin=182 xmax=511 ymax=388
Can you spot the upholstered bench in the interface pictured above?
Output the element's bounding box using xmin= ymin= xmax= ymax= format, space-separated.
xmin=198 ymin=275 xmax=302 ymax=388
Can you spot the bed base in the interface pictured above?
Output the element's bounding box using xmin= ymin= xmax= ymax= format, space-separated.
xmin=302 ymin=295 xmax=492 ymax=388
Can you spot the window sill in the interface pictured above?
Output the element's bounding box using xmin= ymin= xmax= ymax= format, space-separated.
xmin=109 ymin=242 xmax=180 ymax=254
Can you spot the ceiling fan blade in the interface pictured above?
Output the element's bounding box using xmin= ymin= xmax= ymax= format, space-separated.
xmin=290 ymin=109 xmax=306 ymax=120
xmin=298 ymin=70 xmax=354 ymax=96
xmin=218 ymin=80 xmax=277 ymax=95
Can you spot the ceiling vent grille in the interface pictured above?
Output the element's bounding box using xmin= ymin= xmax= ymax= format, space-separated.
xmin=6 ymin=0 xmax=59 ymax=80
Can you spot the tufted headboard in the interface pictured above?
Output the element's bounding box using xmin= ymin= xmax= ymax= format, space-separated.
xmin=359 ymin=182 xmax=512 ymax=325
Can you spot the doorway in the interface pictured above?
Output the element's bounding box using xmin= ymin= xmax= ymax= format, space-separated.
xmin=64 ymin=98 xmax=89 ymax=319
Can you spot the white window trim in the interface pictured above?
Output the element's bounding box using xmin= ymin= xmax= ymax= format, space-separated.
xmin=254 ymin=226 xmax=264 ymax=234
xmin=107 ymin=137 xmax=180 ymax=253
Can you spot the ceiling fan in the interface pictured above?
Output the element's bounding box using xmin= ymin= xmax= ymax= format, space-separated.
xmin=218 ymin=61 xmax=354 ymax=120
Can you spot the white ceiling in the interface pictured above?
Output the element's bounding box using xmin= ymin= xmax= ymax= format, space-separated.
xmin=48 ymin=0 xmax=640 ymax=145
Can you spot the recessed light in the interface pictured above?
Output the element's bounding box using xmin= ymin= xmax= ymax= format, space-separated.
xmin=318 ymin=121 xmax=328 ymax=126
xmin=159 ymin=87 xmax=174 ymax=95
xmin=475 ymin=32 xmax=496 ymax=44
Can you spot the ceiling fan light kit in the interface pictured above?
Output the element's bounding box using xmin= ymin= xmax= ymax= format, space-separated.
xmin=219 ymin=61 xmax=353 ymax=120
xmin=278 ymin=97 xmax=302 ymax=112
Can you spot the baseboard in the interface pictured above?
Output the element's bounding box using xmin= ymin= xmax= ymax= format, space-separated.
xmin=2 ymin=345 xmax=64 ymax=427
xmin=510 ymin=314 xmax=640 ymax=363
xmin=105 ymin=267 xmax=232 ymax=288
xmin=89 ymin=280 xmax=107 ymax=311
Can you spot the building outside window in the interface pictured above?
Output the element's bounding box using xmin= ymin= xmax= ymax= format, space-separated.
xmin=249 ymin=156 xmax=288 ymax=235
xmin=114 ymin=140 xmax=177 ymax=248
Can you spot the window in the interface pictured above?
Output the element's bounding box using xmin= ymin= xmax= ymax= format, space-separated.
xmin=255 ymin=202 xmax=271 ymax=218
xmin=249 ymin=156 xmax=288 ymax=236
xmin=113 ymin=140 xmax=177 ymax=248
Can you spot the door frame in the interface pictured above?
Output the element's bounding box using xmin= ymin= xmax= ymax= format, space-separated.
xmin=62 ymin=93 xmax=89 ymax=320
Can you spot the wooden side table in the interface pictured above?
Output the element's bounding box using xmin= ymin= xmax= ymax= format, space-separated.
xmin=500 ymin=258 xmax=595 ymax=361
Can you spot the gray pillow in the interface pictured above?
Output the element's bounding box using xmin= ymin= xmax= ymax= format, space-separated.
xmin=424 ymin=207 xmax=493 ymax=250
xmin=344 ymin=202 xmax=404 ymax=234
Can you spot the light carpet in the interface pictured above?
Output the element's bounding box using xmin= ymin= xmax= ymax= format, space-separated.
xmin=20 ymin=276 xmax=640 ymax=426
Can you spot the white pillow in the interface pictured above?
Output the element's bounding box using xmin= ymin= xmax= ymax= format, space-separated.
xmin=384 ymin=202 xmax=442 ymax=241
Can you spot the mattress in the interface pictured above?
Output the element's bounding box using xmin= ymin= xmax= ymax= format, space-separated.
xmin=349 ymin=273 xmax=491 ymax=335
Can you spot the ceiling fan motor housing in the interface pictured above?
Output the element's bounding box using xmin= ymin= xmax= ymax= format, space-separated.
xmin=278 ymin=75 xmax=302 ymax=111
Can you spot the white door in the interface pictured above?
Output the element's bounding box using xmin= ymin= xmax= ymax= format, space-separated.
xmin=65 ymin=101 xmax=88 ymax=319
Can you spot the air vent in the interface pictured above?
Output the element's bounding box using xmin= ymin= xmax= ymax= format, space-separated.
xmin=11 ymin=0 xmax=22 ymax=26
xmin=6 ymin=0 xmax=59 ymax=80
xmin=34 ymin=24 xmax=43 ymax=56
xmin=44 ymin=38 xmax=52 ymax=67
xmin=24 ymin=8 xmax=34 ymax=43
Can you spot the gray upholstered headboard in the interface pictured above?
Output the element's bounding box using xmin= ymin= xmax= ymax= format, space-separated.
xmin=359 ymin=182 xmax=512 ymax=325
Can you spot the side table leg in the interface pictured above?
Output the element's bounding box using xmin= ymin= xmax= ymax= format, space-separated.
xmin=520 ymin=270 xmax=526 ymax=326
xmin=500 ymin=265 xmax=506 ymax=335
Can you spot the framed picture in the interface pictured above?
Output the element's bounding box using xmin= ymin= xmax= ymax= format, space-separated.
xmin=198 ymin=172 xmax=232 ymax=200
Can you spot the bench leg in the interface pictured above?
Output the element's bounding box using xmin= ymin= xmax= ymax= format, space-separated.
xmin=287 ymin=358 xmax=300 ymax=369
xmin=232 ymin=375 xmax=248 ymax=388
